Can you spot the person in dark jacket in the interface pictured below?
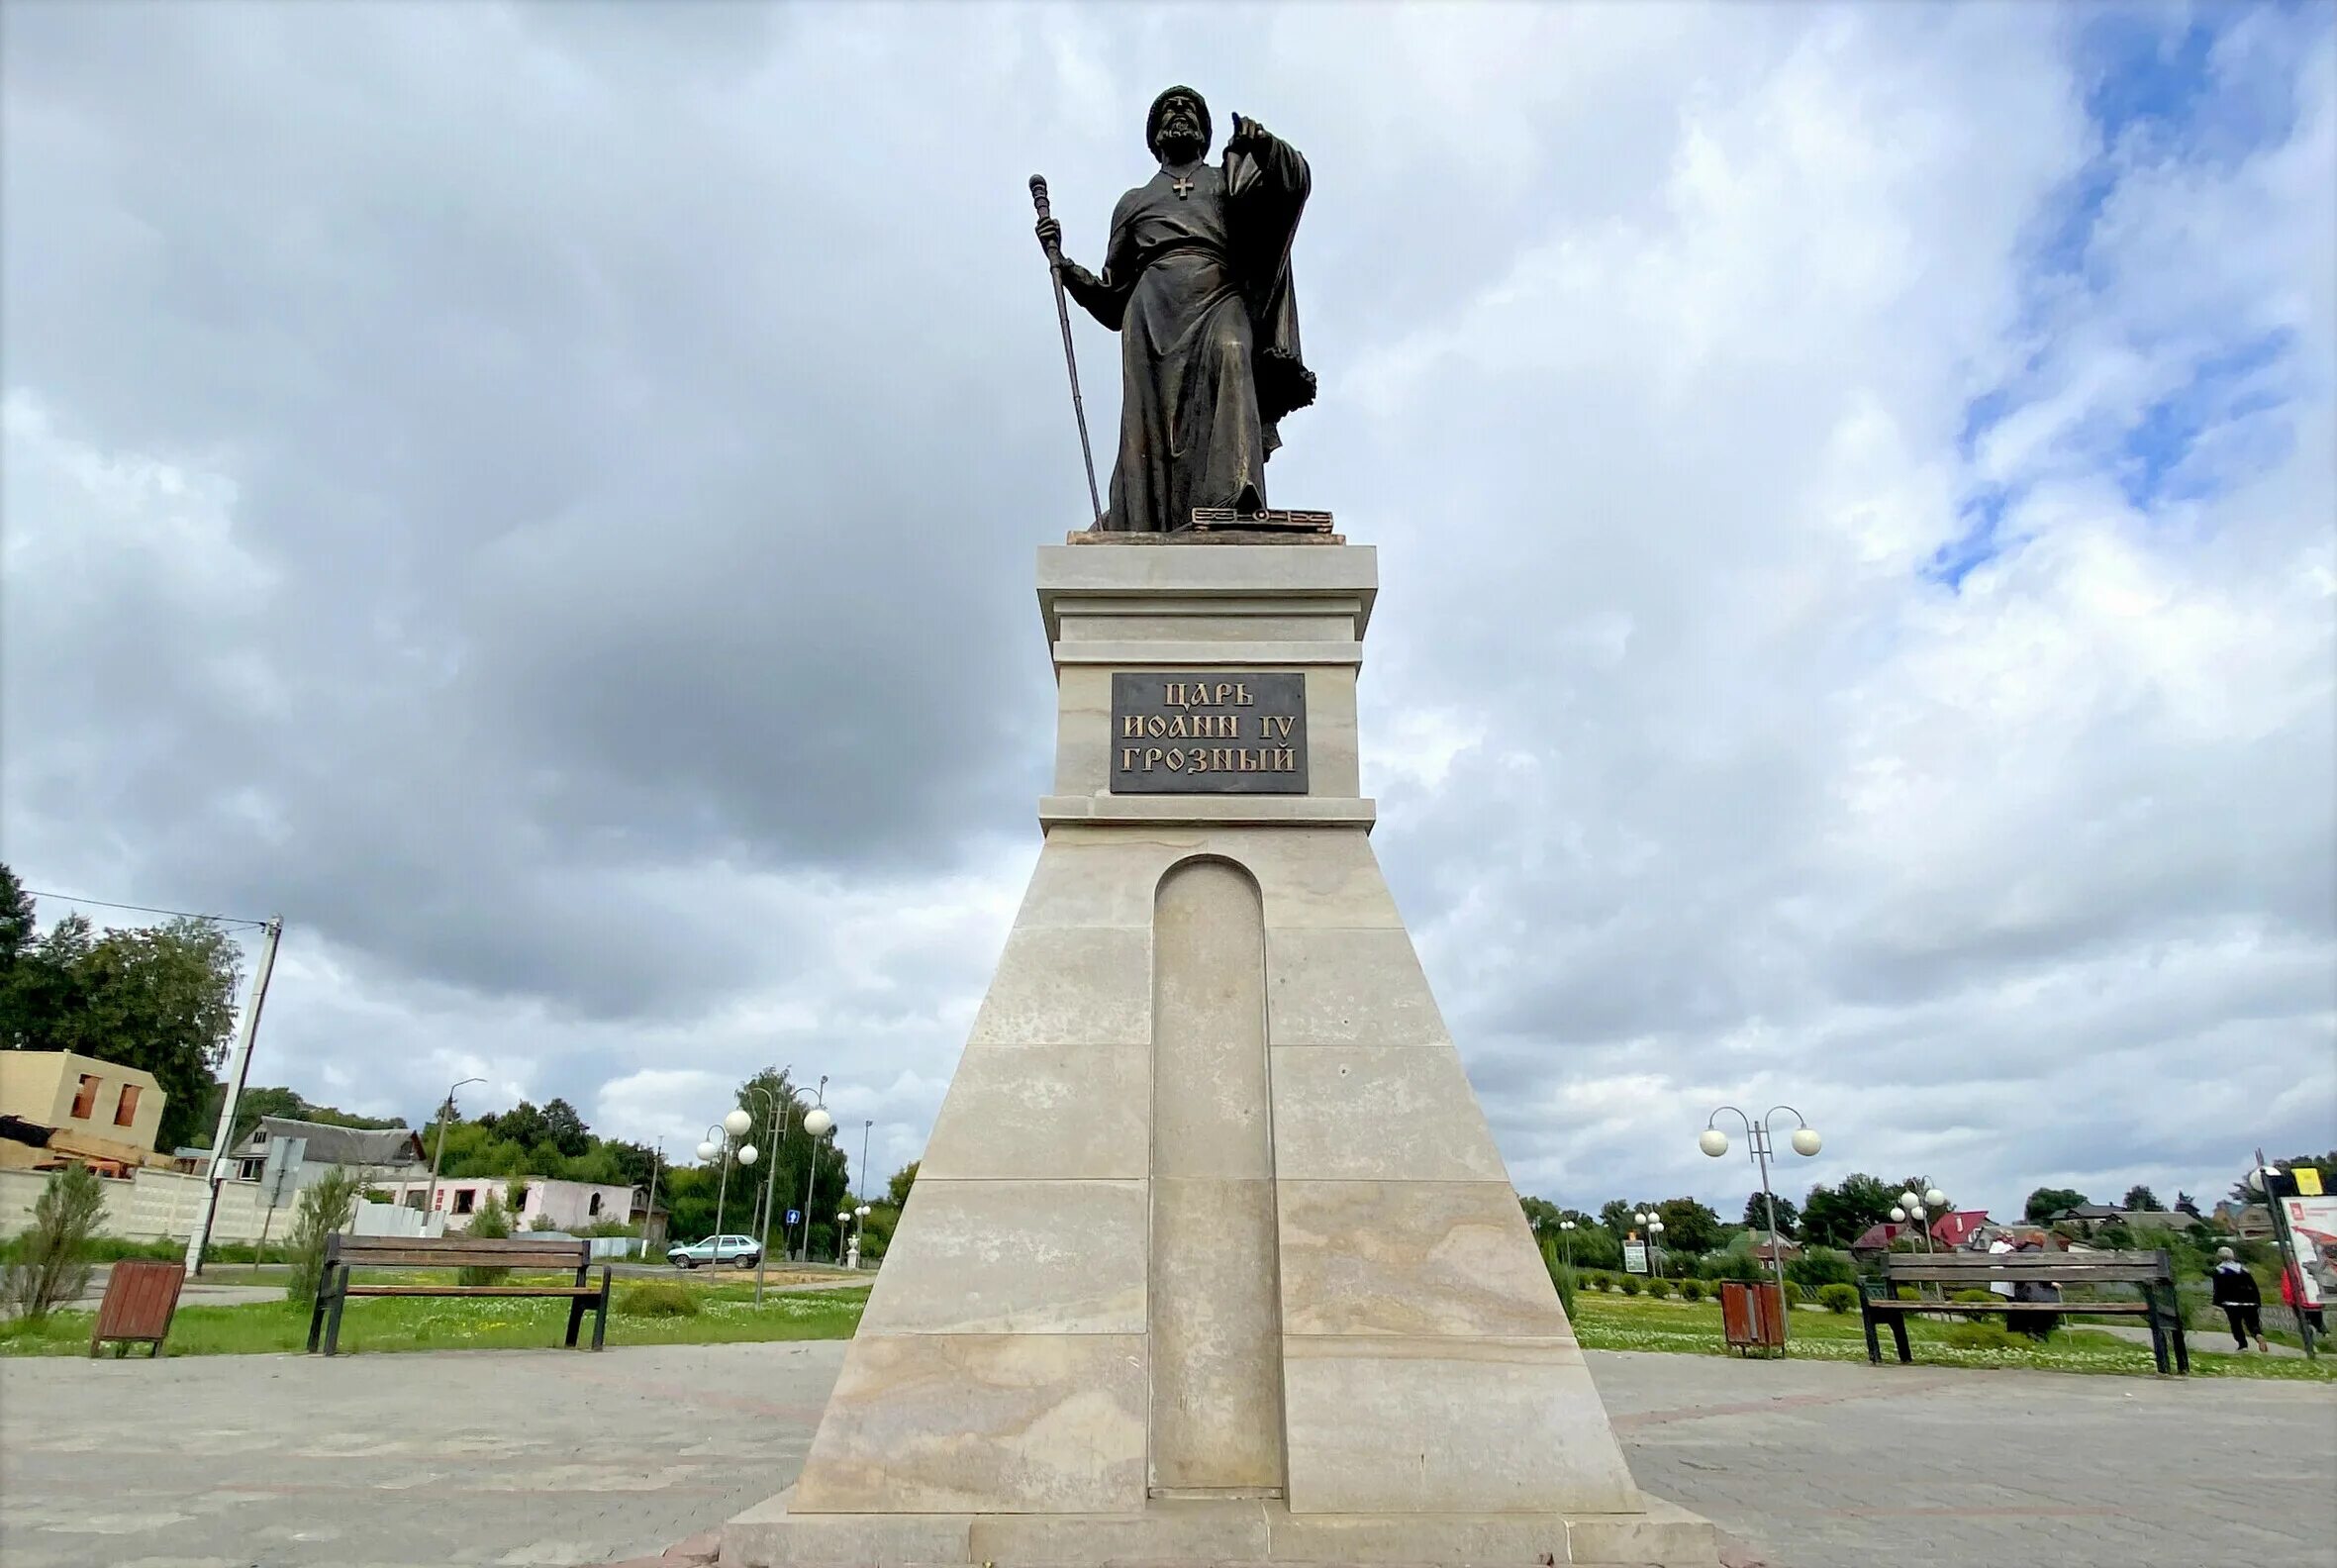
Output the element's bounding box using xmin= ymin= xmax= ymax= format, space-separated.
xmin=2210 ymin=1247 xmax=2268 ymax=1351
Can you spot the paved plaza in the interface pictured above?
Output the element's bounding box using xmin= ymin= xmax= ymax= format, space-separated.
xmin=2 ymin=1342 xmax=2331 ymax=1568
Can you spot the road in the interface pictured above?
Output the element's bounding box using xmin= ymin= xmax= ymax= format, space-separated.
xmin=2 ymin=1343 xmax=2331 ymax=1567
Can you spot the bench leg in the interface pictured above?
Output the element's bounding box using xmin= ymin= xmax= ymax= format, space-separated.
xmin=1862 ymin=1307 xmax=1881 ymax=1365
xmin=324 ymin=1267 xmax=350 ymax=1357
xmin=307 ymin=1276 xmax=331 ymax=1354
xmin=592 ymin=1267 xmax=611 ymax=1351
xmin=2147 ymin=1317 xmax=2171 ymax=1374
xmin=1890 ymin=1314 xmax=1911 ymax=1364
xmin=2172 ymin=1322 xmax=2190 ymax=1375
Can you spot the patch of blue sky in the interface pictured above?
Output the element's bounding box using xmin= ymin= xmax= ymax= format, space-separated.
xmin=1933 ymin=5 xmax=2320 ymax=590
xmin=2118 ymin=329 xmax=2296 ymax=508
xmin=1922 ymin=487 xmax=2015 ymax=591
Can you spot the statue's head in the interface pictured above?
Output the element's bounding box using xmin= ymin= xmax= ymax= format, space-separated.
xmin=1147 ymin=85 xmax=1211 ymax=163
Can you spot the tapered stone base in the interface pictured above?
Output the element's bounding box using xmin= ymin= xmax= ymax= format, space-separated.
xmin=726 ymin=540 xmax=1725 ymax=1567
xmin=723 ymin=1488 xmax=1721 ymax=1567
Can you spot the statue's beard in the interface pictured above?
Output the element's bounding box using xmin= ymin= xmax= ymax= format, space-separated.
xmin=1156 ymin=131 xmax=1204 ymax=165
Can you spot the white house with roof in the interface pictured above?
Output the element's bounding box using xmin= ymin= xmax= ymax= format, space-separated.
xmin=375 ymin=1174 xmax=639 ymax=1233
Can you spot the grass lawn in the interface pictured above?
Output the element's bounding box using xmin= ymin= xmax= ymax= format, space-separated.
xmin=1567 ymin=1290 xmax=2337 ymax=1382
xmin=0 ymin=1274 xmax=869 ymax=1358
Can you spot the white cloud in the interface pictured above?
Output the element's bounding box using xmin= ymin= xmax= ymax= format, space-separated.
xmin=4 ymin=3 xmax=2328 ymax=1221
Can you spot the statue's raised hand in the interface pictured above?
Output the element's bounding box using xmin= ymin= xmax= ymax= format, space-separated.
xmin=1227 ymin=114 xmax=1266 ymax=151
xmin=1034 ymin=215 xmax=1063 ymax=253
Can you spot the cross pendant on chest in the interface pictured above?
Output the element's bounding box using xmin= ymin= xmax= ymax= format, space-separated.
xmin=1169 ymin=172 xmax=1196 ymax=199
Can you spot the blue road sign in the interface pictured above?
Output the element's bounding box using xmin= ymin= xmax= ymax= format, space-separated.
xmin=786 ymin=1209 xmax=802 ymax=1225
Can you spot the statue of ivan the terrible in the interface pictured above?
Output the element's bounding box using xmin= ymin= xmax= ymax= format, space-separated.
xmin=1034 ymin=86 xmax=1315 ymax=533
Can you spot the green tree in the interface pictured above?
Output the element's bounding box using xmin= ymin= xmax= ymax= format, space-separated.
xmin=192 ymin=1083 xmax=406 ymax=1149
xmin=1518 ymin=1194 xmax=1565 ymax=1235
xmin=887 ymin=1160 xmax=921 ymax=1210
xmin=1742 ymin=1192 xmax=1800 ymax=1238
xmin=2024 ymin=1186 xmax=2090 ymax=1224
xmin=0 ymin=1165 xmax=105 ymax=1321
xmin=49 ymin=919 xmax=243 ymax=1149
xmin=1652 ymin=1196 xmax=1725 ymax=1256
xmin=284 ymin=1167 xmax=364 ymax=1311
xmin=2121 ymin=1185 xmax=2163 ymax=1212
xmin=540 ymin=1098 xmax=591 ymax=1159
xmin=480 ymin=1101 xmax=550 ymax=1149
xmin=1801 ymin=1173 xmax=1899 ymax=1247
xmin=2227 ymin=1153 xmax=2337 ymax=1207
xmin=1597 ymin=1199 xmax=1638 ymax=1240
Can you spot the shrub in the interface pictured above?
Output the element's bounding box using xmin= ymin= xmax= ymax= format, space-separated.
xmin=458 ymin=1192 xmax=515 ymax=1286
xmin=616 ymin=1281 xmax=700 ymax=1318
xmin=1679 ymin=1279 xmax=1705 ymax=1303
xmin=1648 ymin=1276 xmax=1675 ymax=1298
xmin=284 ymin=1167 xmax=364 ymax=1312
xmin=1785 ymin=1246 xmax=1857 ymax=1297
xmin=1551 ymin=1263 xmax=1577 ymax=1320
xmin=1817 ymin=1283 xmax=1860 ymax=1315
xmin=1952 ymin=1288 xmax=1996 ymax=1304
xmin=1588 ymin=1272 xmax=1612 ymax=1292
xmin=1 ymin=1166 xmax=106 ymax=1321
xmin=1943 ymin=1321 xmax=2026 ymax=1351
xmin=1895 ymin=1284 xmax=1920 ymax=1302
xmin=1619 ymin=1274 xmax=1642 ymax=1296
xmin=1698 ymin=1251 xmax=1765 ymax=1283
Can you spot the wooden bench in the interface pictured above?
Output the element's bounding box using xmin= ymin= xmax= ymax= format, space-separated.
xmin=1861 ymin=1249 xmax=2188 ymax=1374
xmin=306 ymin=1234 xmax=612 ymax=1357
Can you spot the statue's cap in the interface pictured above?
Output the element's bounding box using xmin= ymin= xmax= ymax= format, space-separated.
xmin=1147 ymin=85 xmax=1211 ymax=156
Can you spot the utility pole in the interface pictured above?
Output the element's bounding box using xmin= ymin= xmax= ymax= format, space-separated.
xmin=423 ymin=1076 xmax=485 ymax=1225
xmin=186 ymin=916 xmax=283 ymax=1277
xmin=643 ymin=1140 xmax=662 ymax=1260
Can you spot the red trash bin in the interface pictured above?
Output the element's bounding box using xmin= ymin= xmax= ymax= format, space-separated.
xmin=1720 ymin=1280 xmax=1788 ymax=1356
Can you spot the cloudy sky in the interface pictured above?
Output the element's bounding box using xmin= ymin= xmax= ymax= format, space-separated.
xmin=5 ymin=1 xmax=2330 ymax=1223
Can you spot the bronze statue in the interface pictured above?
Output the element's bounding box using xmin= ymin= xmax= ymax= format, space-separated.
xmin=1033 ymin=86 xmax=1315 ymax=533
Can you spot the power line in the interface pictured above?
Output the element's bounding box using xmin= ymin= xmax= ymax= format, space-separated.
xmin=21 ymin=889 xmax=272 ymax=930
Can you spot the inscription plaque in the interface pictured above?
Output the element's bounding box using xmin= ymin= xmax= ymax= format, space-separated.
xmin=1111 ymin=671 xmax=1308 ymax=794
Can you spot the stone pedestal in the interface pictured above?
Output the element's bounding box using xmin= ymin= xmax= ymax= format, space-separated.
xmin=724 ymin=538 xmax=1720 ymax=1567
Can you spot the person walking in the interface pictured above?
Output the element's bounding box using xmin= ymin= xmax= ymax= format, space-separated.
xmin=2211 ymin=1246 xmax=2269 ymax=1352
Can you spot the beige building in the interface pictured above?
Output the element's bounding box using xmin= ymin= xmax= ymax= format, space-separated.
xmin=0 ymin=1050 xmax=166 ymax=1160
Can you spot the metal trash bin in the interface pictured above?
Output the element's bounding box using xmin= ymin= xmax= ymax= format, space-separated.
xmin=1721 ymin=1279 xmax=1788 ymax=1356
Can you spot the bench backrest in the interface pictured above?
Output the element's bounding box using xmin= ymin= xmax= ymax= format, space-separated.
xmin=1879 ymin=1248 xmax=2172 ymax=1287
xmin=324 ymin=1234 xmax=592 ymax=1271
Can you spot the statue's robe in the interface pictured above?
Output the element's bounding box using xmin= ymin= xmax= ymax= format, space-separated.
xmin=1067 ymin=130 xmax=1315 ymax=533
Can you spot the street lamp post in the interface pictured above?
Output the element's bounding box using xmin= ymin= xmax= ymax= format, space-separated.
xmin=798 ymin=1076 xmax=831 ymax=1263
xmin=1700 ymin=1104 xmax=1822 ymax=1311
xmin=851 ymin=1203 xmax=871 ymax=1268
xmin=1631 ymin=1210 xmax=1667 ymax=1278
xmin=424 ymin=1076 xmax=486 ymax=1225
xmin=739 ymin=1080 xmax=791 ymax=1305
xmin=1890 ymin=1184 xmax=1951 ymax=1254
xmin=696 ymin=1121 xmax=735 ymax=1265
xmin=1558 ymin=1218 xmax=1577 ymax=1270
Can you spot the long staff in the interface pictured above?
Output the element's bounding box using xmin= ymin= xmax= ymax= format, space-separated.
xmin=1028 ymin=175 xmax=1105 ymax=526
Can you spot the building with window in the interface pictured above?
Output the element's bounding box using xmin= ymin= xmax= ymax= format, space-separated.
xmin=0 ymin=1051 xmax=166 ymax=1169
xmin=221 ymin=1117 xmax=430 ymax=1192
xmin=374 ymin=1175 xmax=642 ymax=1234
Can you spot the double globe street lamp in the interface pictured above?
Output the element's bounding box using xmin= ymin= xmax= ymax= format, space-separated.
xmin=1557 ymin=1218 xmax=1577 ymax=1270
xmin=1889 ymin=1186 xmax=1951 ymax=1253
xmin=696 ymin=1111 xmax=760 ymax=1269
xmin=1699 ymin=1105 xmax=1821 ymax=1307
xmin=1631 ymin=1210 xmax=1667 ymax=1277
xmin=798 ymin=1081 xmax=834 ymax=1264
